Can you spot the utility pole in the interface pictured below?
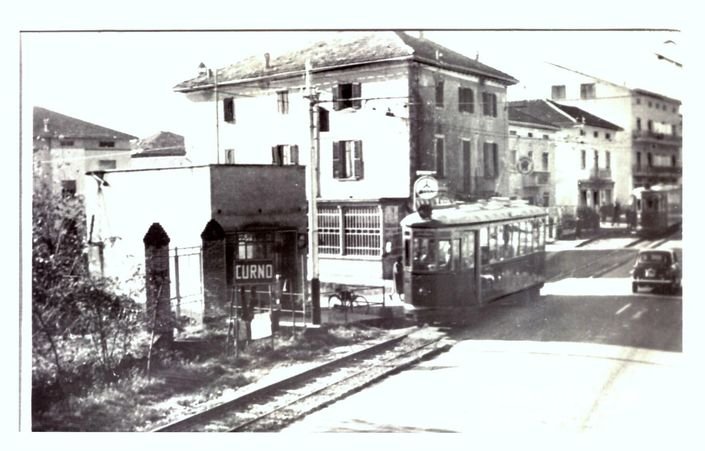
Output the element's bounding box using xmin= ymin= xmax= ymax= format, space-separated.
xmin=214 ymin=68 xmax=221 ymax=164
xmin=305 ymin=59 xmax=321 ymax=325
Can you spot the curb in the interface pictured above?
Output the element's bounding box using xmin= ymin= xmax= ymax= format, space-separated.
xmin=152 ymin=328 xmax=417 ymax=432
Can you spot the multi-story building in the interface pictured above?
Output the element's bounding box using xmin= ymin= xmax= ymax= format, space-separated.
xmin=507 ymin=105 xmax=559 ymax=206
xmin=509 ymin=100 xmax=624 ymax=212
xmin=33 ymin=106 xmax=137 ymax=197
xmin=130 ymin=130 xmax=191 ymax=169
xmin=173 ymin=31 xmax=517 ymax=284
xmin=546 ymin=64 xmax=682 ymax=189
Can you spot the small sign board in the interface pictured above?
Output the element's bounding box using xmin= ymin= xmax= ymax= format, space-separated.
xmin=234 ymin=260 xmax=275 ymax=284
xmin=414 ymin=175 xmax=440 ymax=200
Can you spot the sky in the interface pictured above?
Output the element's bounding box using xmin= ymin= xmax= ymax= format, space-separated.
xmin=21 ymin=29 xmax=684 ymax=141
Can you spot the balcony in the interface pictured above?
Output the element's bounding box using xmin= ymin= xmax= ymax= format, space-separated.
xmin=632 ymin=165 xmax=682 ymax=176
xmin=522 ymin=171 xmax=550 ymax=187
xmin=632 ymin=130 xmax=682 ymax=145
xmin=578 ymin=167 xmax=612 ymax=181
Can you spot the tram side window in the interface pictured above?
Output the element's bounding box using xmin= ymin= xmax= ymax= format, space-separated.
xmin=499 ymin=224 xmax=514 ymax=259
xmin=438 ymin=240 xmax=452 ymax=270
xmin=488 ymin=226 xmax=499 ymax=263
xmin=461 ymin=231 xmax=475 ymax=269
xmin=511 ymin=222 xmax=520 ymax=257
xmin=479 ymin=228 xmax=489 ymax=265
xmin=451 ymin=239 xmax=460 ymax=271
xmin=404 ymin=238 xmax=410 ymax=267
xmin=526 ymin=221 xmax=535 ymax=253
xmin=413 ymin=237 xmax=437 ymax=271
xmin=537 ymin=219 xmax=546 ymax=249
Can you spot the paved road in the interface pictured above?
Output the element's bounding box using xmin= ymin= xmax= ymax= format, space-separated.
xmin=283 ymin=236 xmax=688 ymax=436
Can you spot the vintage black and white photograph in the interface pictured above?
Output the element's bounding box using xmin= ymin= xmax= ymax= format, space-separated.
xmin=15 ymin=3 xmax=698 ymax=445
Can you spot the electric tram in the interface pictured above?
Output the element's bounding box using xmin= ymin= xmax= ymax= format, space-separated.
xmin=400 ymin=199 xmax=548 ymax=315
xmin=630 ymin=184 xmax=682 ymax=237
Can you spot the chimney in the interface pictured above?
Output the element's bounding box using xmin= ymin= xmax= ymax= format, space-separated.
xmin=197 ymin=62 xmax=208 ymax=77
xmin=43 ymin=118 xmax=49 ymax=133
xmin=264 ymin=52 xmax=271 ymax=69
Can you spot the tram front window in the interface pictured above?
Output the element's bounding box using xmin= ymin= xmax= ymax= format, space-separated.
xmin=413 ymin=237 xmax=437 ymax=271
xmin=438 ymin=240 xmax=451 ymax=269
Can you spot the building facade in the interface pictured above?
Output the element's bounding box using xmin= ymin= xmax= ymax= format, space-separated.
xmin=546 ymin=66 xmax=682 ymax=189
xmin=509 ymin=100 xmax=624 ymax=212
xmin=33 ymin=106 xmax=137 ymax=197
xmin=507 ymin=107 xmax=559 ymax=206
xmin=173 ymin=31 xmax=517 ymax=285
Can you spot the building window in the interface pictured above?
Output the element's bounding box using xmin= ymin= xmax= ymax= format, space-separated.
xmin=647 ymin=152 xmax=653 ymax=167
xmin=606 ymin=151 xmax=611 ymax=169
xmin=636 ymin=97 xmax=641 ymax=105
xmin=225 ymin=149 xmax=235 ymax=164
xmin=671 ymin=124 xmax=677 ymax=136
xmin=542 ymin=152 xmax=549 ymax=171
xmin=235 ymin=232 xmax=274 ymax=260
xmin=528 ymin=132 xmax=534 ymax=138
xmin=510 ymin=150 xmax=517 ymax=165
xmin=593 ymin=131 xmax=599 ymax=138
xmin=580 ymin=83 xmax=596 ymax=99
xmin=332 ymin=82 xmax=361 ymax=110
xmin=435 ymin=81 xmax=444 ymax=107
xmin=580 ymin=129 xmax=586 ymax=136
xmin=543 ymin=192 xmax=550 ymax=207
xmin=636 ymin=118 xmax=642 ymax=131
xmin=332 ymin=140 xmax=363 ymax=180
xmin=636 ymin=152 xmax=642 ymax=169
xmin=594 ymin=150 xmax=599 ymax=168
xmin=61 ymin=180 xmax=76 ymax=197
xmin=483 ymin=142 xmax=498 ymax=178
xmin=509 ymin=130 xmax=517 ymax=135
xmin=605 ymin=132 xmax=611 ymax=140
xmin=647 ymin=119 xmax=653 ymax=132
xmin=271 ymin=145 xmax=299 ymax=165
xmin=543 ymin=134 xmax=549 ymax=140
xmin=223 ymin=97 xmax=235 ymax=123
xmin=435 ymin=136 xmax=445 ymax=177
xmin=318 ymin=205 xmax=381 ymax=256
xmin=551 ymin=85 xmax=566 ymax=100
xmin=482 ymin=92 xmax=498 ymax=117
xmin=581 ymin=150 xmax=586 ymax=169
xmin=60 ymin=139 xmax=74 ymax=147
xmin=458 ymin=87 xmax=474 ymax=113
xmin=318 ymin=107 xmax=330 ymax=132
xmin=672 ymin=155 xmax=677 ymax=167
xmin=277 ymin=90 xmax=289 ymax=114
xmin=648 ymin=101 xmax=652 ymax=108
xmin=98 ymin=159 xmax=116 ymax=169
xmin=98 ymin=140 xmax=115 ymax=148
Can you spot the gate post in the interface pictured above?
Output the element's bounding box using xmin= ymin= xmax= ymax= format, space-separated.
xmin=143 ymin=222 xmax=173 ymax=342
xmin=201 ymin=219 xmax=227 ymax=328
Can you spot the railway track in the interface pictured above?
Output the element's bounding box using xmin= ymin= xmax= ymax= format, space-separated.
xmin=153 ymin=328 xmax=452 ymax=432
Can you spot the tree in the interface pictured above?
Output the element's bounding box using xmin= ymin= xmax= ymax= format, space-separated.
xmin=32 ymin=176 xmax=143 ymax=391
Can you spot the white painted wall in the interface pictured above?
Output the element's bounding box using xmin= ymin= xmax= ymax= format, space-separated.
xmin=83 ymin=166 xmax=212 ymax=300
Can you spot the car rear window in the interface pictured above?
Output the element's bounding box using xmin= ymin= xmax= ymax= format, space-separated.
xmin=638 ymin=252 xmax=669 ymax=263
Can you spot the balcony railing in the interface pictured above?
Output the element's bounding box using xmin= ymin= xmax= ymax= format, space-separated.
xmin=632 ymin=165 xmax=682 ymax=176
xmin=632 ymin=130 xmax=681 ymax=144
xmin=522 ymin=171 xmax=550 ymax=187
xmin=578 ymin=167 xmax=612 ymax=180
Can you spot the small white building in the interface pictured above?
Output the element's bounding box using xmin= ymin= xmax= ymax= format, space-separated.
xmin=33 ymin=106 xmax=136 ymax=197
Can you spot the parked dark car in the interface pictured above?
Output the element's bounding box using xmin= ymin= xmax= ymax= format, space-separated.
xmin=631 ymin=248 xmax=681 ymax=294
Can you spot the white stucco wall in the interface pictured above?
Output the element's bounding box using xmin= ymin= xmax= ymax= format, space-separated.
xmin=83 ymin=166 xmax=213 ymax=300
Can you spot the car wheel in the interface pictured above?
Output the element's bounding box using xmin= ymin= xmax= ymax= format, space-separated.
xmin=632 ymin=282 xmax=638 ymax=293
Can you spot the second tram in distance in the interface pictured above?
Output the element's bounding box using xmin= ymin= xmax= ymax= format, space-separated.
xmin=630 ymin=184 xmax=682 ymax=237
xmin=400 ymin=199 xmax=548 ymax=315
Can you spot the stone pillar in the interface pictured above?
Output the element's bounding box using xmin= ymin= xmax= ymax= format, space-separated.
xmin=201 ymin=219 xmax=227 ymax=327
xmin=143 ymin=222 xmax=173 ymax=340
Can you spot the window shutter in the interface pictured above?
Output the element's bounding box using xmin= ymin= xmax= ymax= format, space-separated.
xmin=290 ymin=145 xmax=299 ymax=165
xmin=492 ymin=143 xmax=499 ymax=177
xmin=435 ymin=138 xmax=444 ymax=177
xmin=332 ymin=85 xmax=340 ymax=111
xmin=351 ymin=83 xmax=362 ymax=109
xmin=272 ymin=146 xmax=281 ymax=165
xmin=483 ymin=142 xmax=490 ymax=177
xmin=354 ymin=140 xmax=364 ymax=179
xmin=224 ymin=97 xmax=235 ymax=123
xmin=332 ymin=141 xmax=342 ymax=178
xmin=318 ymin=107 xmax=330 ymax=132
xmin=458 ymin=87 xmax=463 ymax=112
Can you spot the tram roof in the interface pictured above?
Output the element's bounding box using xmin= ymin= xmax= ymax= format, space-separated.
xmin=401 ymin=201 xmax=547 ymax=229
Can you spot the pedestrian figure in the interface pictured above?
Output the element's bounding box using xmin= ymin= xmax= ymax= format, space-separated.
xmin=393 ymin=257 xmax=404 ymax=302
xmin=613 ymin=202 xmax=621 ymax=226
